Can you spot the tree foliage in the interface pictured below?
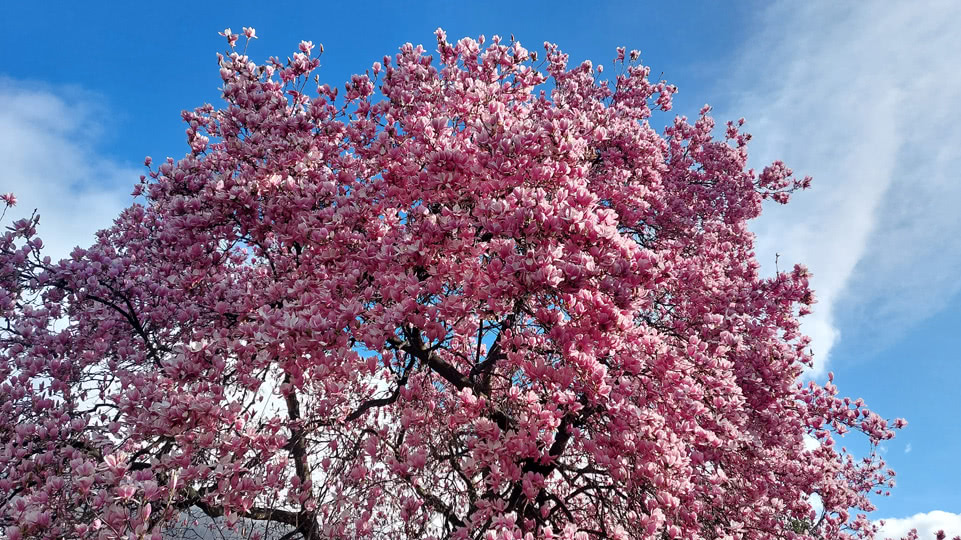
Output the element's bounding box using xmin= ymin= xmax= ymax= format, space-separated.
xmin=1 ymin=28 xmax=906 ymax=540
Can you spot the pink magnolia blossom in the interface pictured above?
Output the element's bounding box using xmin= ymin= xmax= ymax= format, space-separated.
xmin=0 ymin=28 xmax=912 ymax=540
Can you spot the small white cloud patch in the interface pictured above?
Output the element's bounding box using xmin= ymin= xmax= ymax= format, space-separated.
xmin=875 ymin=510 xmax=961 ymax=539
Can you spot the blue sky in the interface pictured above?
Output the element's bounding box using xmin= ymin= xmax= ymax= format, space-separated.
xmin=1 ymin=1 xmax=959 ymax=536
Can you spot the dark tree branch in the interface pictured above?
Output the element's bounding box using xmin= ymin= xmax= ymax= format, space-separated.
xmin=344 ymin=353 xmax=416 ymax=422
xmin=281 ymin=373 xmax=320 ymax=540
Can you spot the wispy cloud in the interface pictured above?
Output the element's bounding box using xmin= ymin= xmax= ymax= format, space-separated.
xmin=876 ymin=510 xmax=961 ymax=539
xmin=0 ymin=80 xmax=138 ymax=260
xmin=720 ymin=1 xmax=961 ymax=373
xmin=904 ymin=443 xmax=912 ymax=454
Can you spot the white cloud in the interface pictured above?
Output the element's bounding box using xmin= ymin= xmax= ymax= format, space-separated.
xmin=876 ymin=510 xmax=961 ymax=539
xmin=905 ymin=443 xmax=912 ymax=454
xmin=720 ymin=0 xmax=961 ymax=373
xmin=0 ymin=80 xmax=138 ymax=260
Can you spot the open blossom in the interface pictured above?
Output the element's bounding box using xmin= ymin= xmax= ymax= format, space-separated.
xmin=0 ymin=29 xmax=906 ymax=540
xmin=1 ymin=192 xmax=15 ymax=206
xmin=218 ymin=27 xmax=238 ymax=47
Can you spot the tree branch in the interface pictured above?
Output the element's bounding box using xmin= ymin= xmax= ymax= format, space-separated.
xmin=343 ymin=353 xmax=415 ymax=422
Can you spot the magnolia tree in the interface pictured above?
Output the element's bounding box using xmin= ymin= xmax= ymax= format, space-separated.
xmin=1 ymin=28 xmax=910 ymax=540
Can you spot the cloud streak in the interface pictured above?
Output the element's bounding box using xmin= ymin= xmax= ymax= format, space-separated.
xmin=721 ymin=0 xmax=961 ymax=373
xmin=0 ymin=80 xmax=139 ymax=260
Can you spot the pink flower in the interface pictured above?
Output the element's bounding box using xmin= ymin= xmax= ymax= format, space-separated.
xmin=116 ymin=484 xmax=137 ymax=500
xmin=218 ymin=28 xmax=238 ymax=47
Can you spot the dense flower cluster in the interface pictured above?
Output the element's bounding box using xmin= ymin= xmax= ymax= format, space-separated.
xmin=1 ymin=29 xmax=907 ymax=540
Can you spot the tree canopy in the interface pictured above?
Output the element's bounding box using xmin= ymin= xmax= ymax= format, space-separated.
xmin=0 ymin=28 xmax=905 ymax=540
